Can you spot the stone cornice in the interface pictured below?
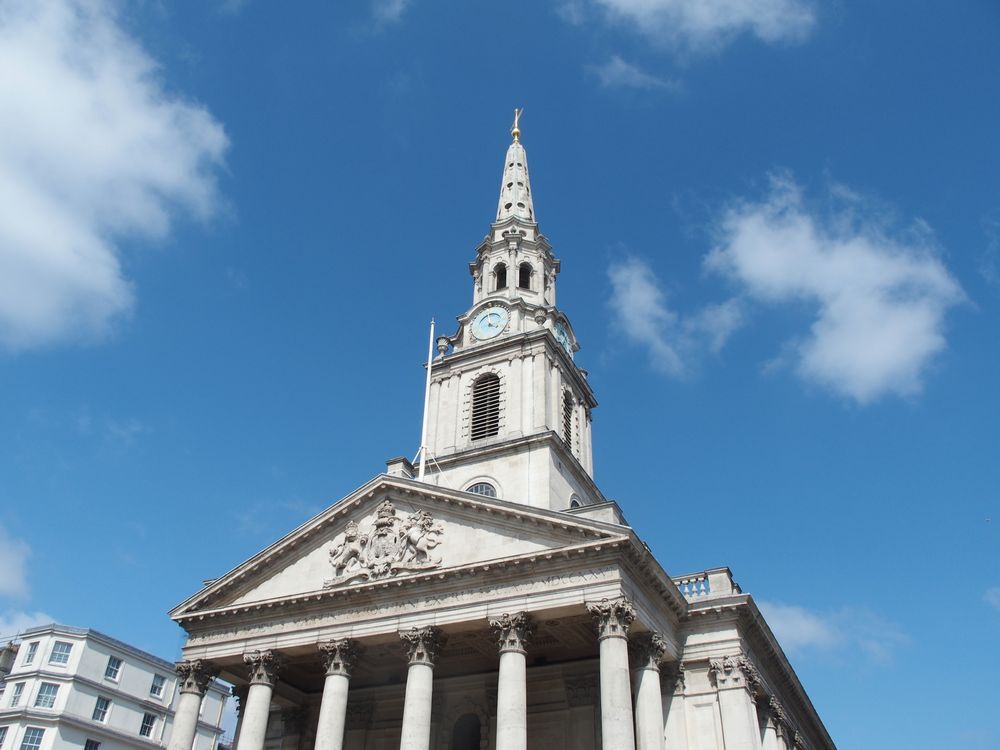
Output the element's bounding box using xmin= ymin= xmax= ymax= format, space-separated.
xmin=171 ymin=476 xmax=628 ymax=619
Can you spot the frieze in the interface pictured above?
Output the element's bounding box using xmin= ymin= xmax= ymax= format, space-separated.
xmin=185 ymin=566 xmax=615 ymax=647
xmin=324 ymin=500 xmax=444 ymax=586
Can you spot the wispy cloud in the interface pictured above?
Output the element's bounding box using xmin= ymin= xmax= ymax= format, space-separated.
xmin=0 ymin=525 xmax=32 ymax=598
xmin=0 ymin=610 xmax=55 ymax=639
xmin=0 ymin=0 xmax=228 ymax=352
xmin=587 ymin=55 xmax=677 ymax=90
xmin=759 ymin=600 xmax=910 ymax=663
xmin=372 ymin=0 xmax=410 ymax=25
xmin=979 ymin=212 xmax=1000 ymax=289
xmin=608 ymin=256 xmax=743 ymax=376
xmin=706 ymin=174 xmax=964 ymax=403
xmin=985 ymin=587 xmax=1000 ymax=611
xmin=563 ymin=0 xmax=816 ymax=53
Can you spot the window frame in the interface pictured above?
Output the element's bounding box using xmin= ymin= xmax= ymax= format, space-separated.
xmin=22 ymin=642 xmax=39 ymax=666
xmin=466 ymin=481 xmax=497 ymax=498
xmin=517 ymin=262 xmax=532 ymax=290
xmin=149 ymin=674 xmax=166 ymax=698
xmin=18 ymin=728 xmax=44 ymax=750
xmin=104 ymin=656 xmax=122 ymax=682
xmin=48 ymin=641 xmax=72 ymax=666
xmin=9 ymin=683 xmax=25 ymax=708
xmin=84 ymin=740 xmax=101 ymax=750
xmin=92 ymin=696 xmax=111 ymax=723
xmin=470 ymin=373 xmax=501 ymax=441
xmin=494 ymin=263 xmax=508 ymax=291
xmin=33 ymin=683 xmax=59 ymax=709
xmin=0 ymin=725 xmax=8 ymax=750
xmin=139 ymin=713 xmax=157 ymax=738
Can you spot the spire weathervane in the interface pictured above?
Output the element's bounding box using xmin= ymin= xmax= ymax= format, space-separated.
xmin=511 ymin=107 xmax=523 ymax=142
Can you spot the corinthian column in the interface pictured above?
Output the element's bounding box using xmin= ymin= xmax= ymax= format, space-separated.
xmin=168 ymin=660 xmax=218 ymax=750
xmin=314 ymin=639 xmax=359 ymax=750
xmin=588 ymin=598 xmax=637 ymax=750
xmin=398 ymin=627 xmax=445 ymax=750
xmin=710 ymin=655 xmax=763 ymax=750
xmin=237 ymin=650 xmax=281 ymax=750
xmin=490 ymin=612 xmax=534 ymax=750
xmin=629 ymin=633 xmax=667 ymax=750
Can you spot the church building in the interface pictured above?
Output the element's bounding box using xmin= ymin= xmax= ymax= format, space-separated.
xmin=166 ymin=115 xmax=837 ymax=750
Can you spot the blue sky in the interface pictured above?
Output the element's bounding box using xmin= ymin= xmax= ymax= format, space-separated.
xmin=0 ymin=1 xmax=997 ymax=747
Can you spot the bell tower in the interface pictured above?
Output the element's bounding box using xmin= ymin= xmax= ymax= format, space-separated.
xmin=419 ymin=111 xmax=602 ymax=512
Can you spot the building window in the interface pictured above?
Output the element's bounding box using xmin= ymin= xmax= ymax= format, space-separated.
xmin=104 ymin=656 xmax=122 ymax=681
xmin=466 ymin=482 xmax=497 ymax=498
xmin=0 ymin=726 xmax=8 ymax=750
xmin=470 ymin=373 xmax=501 ymax=440
xmin=9 ymin=684 xmax=25 ymax=708
xmin=494 ymin=263 xmax=507 ymax=290
xmin=48 ymin=642 xmax=72 ymax=666
xmin=569 ymin=495 xmax=582 ymax=509
xmin=92 ymin=697 xmax=111 ymax=723
xmin=84 ymin=740 xmax=101 ymax=750
xmin=149 ymin=674 xmax=166 ymax=698
xmin=19 ymin=728 xmax=44 ymax=750
xmin=518 ymin=263 xmax=532 ymax=290
xmin=22 ymin=643 xmax=39 ymax=666
xmin=0 ymin=683 xmax=5 ymax=702
xmin=139 ymin=713 xmax=156 ymax=738
xmin=33 ymin=684 xmax=58 ymax=709
xmin=562 ymin=390 xmax=574 ymax=446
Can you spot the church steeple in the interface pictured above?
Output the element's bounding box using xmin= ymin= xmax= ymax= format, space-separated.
xmin=496 ymin=108 xmax=535 ymax=223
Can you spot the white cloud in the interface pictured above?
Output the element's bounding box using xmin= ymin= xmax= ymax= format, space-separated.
xmin=372 ymin=0 xmax=410 ymax=25
xmin=985 ymin=588 xmax=1000 ymax=611
xmin=759 ymin=600 xmax=909 ymax=662
xmin=573 ymin=0 xmax=816 ymax=52
xmin=587 ymin=55 xmax=677 ymax=90
xmin=0 ymin=0 xmax=228 ymax=352
xmin=0 ymin=525 xmax=32 ymax=598
xmin=0 ymin=610 xmax=55 ymax=638
xmin=608 ymin=256 xmax=743 ymax=376
xmin=706 ymin=175 xmax=964 ymax=403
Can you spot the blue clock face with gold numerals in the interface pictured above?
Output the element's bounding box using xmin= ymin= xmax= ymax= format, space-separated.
xmin=471 ymin=305 xmax=509 ymax=340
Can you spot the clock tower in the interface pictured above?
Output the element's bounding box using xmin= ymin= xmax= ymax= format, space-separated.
xmin=419 ymin=112 xmax=603 ymax=512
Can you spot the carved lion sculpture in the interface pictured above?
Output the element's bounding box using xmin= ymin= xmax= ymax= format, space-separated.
xmin=399 ymin=511 xmax=443 ymax=564
xmin=329 ymin=522 xmax=366 ymax=577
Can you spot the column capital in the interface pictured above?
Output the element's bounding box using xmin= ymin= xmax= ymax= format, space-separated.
xmin=709 ymin=653 xmax=762 ymax=696
xmin=399 ymin=626 xmax=446 ymax=666
xmin=230 ymin=684 xmax=249 ymax=716
xmin=319 ymin=638 xmax=360 ymax=677
xmin=175 ymin=659 xmax=218 ymax=696
xmin=587 ymin=597 xmax=636 ymax=640
xmin=489 ymin=611 xmax=534 ymax=655
xmin=628 ymin=632 xmax=667 ymax=672
xmin=243 ymin=649 xmax=282 ymax=686
xmin=660 ymin=661 xmax=685 ymax=695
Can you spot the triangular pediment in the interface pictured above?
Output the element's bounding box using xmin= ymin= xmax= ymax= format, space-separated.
xmin=171 ymin=475 xmax=630 ymax=619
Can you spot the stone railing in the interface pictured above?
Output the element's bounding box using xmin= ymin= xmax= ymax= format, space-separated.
xmin=672 ymin=568 xmax=740 ymax=601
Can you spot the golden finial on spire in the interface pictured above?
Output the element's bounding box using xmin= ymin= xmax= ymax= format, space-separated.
xmin=511 ymin=107 xmax=523 ymax=142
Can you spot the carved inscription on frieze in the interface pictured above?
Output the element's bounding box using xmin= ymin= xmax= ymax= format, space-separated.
xmin=324 ymin=500 xmax=444 ymax=587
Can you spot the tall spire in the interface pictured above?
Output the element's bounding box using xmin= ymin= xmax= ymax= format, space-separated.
xmin=496 ymin=107 xmax=535 ymax=223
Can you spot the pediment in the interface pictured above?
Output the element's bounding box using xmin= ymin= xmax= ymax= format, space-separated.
xmin=171 ymin=475 xmax=629 ymax=618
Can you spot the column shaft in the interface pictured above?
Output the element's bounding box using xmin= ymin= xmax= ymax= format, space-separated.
xmin=399 ymin=662 xmax=434 ymax=750
xmin=600 ymin=635 xmax=636 ymax=750
xmin=496 ymin=649 xmax=527 ymax=750
xmin=167 ymin=691 xmax=203 ymax=750
xmin=314 ymin=639 xmax=358 ymax=750
xmin=633 ymin=666 xmax=665 ymax=750
xmin=237 ymin=682 xmax=274 ymax=750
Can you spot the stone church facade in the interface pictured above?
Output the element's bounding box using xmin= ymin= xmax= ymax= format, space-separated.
xmin=166 ymin=116 xmax=837 ymax=750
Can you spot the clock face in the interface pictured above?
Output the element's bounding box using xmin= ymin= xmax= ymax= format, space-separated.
xmin=554 ymin=321 xmax=572 ymax=354
xmin=471 ymin=306 xmax=510 ymax=340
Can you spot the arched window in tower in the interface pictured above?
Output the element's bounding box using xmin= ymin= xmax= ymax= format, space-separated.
xmin=471 ymin=373 xmax=501 ymax=440
xmin=562 ymin=390 xmax=575 ymax=447
xmin=466 ymin=481 xmax=497 ymax=498
xmin=518 ymin=263 xmax=532 ymax=290
xmin=494 ymin=264 xmax=507 ymax=290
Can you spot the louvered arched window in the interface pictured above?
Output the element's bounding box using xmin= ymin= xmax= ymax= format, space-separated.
xmin=495 ymin=264 xmax=507 ymax=291
xmin=471 ymin=373 xmax=501 ymax=440
xmin=562 ymin=390 xmax=574 ymax=446
xmin=518 ymin=263 xmax=532 ymax=289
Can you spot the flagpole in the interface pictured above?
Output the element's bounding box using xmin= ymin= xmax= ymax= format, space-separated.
xmin=418 ymin=318 xmax=435 ymax=480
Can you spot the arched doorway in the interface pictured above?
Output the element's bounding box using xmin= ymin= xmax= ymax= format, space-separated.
xmin=450 ymin=712 xmax=481 ymax=750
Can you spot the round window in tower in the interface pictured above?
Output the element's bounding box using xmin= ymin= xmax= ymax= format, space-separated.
xmin=466 ymin=482 xmax=497 ymax=498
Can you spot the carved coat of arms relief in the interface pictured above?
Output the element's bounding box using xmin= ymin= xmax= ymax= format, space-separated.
xmin=323 ymin=500 xmax=444 ymax=587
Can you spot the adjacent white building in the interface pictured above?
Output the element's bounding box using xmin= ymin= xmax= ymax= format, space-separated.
xmin=0 ymin=625 xmax=227 ymax=750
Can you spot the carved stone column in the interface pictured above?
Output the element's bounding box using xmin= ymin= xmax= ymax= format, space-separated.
xmin=629 ymin=633 xmax=667 ymax=750
xmin=237 ymin=650 xmax=281 ymax=750
xmin=588 ymin=597 xmax=637 ymax=750
xmin=761 ymin=697 xmax=786 ymax=750
xmin=315 ymin=639 xmax=359 ymax=750
xmin=398 ymin=627 xmax=445 ymax=750
xmin=490 ymin=612 xmax=534 ymax=750
xmin=168 ymin=660 xmax=218 ymax=750
xmin=231 ymin=685 xmax=249 ymax=749
xmin=661 ymin=663 xmax=687 ymax=750
xmin=709 ymin=655 xmax=763 ymax=750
